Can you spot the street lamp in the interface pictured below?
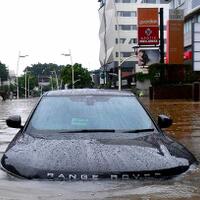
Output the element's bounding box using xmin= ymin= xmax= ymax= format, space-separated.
xmin=27 ymin=74 xmax=33 ymax=98
xmin=24 ymin=68 xmax=31 ymax=99
xmin=25 ymin=70 xmax=32 ymax=99
xmin=28 ymin=76 xmax=30 ymax=98
xmin=109 ymin=54 xmax=137 ymax=87
xmin=61 ymin=49 xmax=74 ymax=89
xmin=119 ymin=54 xmax=137 ymax=67
xmin=16 ymin=51 xmax=29 ymax=99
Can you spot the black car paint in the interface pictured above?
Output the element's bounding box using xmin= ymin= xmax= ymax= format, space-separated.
xmin=1 ymin=90 xmax=198 ymax=180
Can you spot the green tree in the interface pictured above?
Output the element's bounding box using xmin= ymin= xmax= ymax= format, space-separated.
xmin=18 ymin=73 xmax=38 ymax=97
xmin=0 ymin=62 xmax=8 ymax=83
xmin=61 ymin=63 xmax=92 ymax=88
xmin=24 ymin=63 xmax=65 ymax=90
xmin=18 ymin=75 xmax=26 ymax=97
xmin=24 ymin=63 xmax=64 ymax=77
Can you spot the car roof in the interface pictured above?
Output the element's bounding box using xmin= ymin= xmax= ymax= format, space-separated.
xmin=44 ymin=89 xmax=135 ymax=97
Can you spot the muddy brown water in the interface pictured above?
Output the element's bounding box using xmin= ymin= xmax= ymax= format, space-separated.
xmin=0 ymin=98 xmax=200 ymax=200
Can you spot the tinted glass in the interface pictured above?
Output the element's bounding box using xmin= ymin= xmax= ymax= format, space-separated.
xmin=28 ymin=96 xmax=154 ymax=131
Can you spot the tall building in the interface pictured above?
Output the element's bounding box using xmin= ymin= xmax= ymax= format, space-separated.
xmin=98 ymin=0 xmax=169 ymax=86
xmin=168 ymin=0 xmax=200 ymax=54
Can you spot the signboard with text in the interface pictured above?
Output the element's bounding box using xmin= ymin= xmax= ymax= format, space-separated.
xmin=166 ymin=9 xmax=184 ymax=64
xmin=137 ymin=8 xmax=159 ymax=45
xmin=169 ymin=9 xmax=184 ymax=20
xmin=166 ymin=19 xmax=184 ymax=64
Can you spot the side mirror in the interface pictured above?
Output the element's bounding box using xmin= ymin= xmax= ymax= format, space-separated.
xmin=158 ymin=115 xmax=173 ymax=129
xmin=6 ymin=115 xmax=23 ymax=129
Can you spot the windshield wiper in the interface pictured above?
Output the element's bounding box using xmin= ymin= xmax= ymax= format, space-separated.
xmin=59 ymin=129 xmax=116 ymax=133
xmin=123 ymin=128 xmax=155 ymax=133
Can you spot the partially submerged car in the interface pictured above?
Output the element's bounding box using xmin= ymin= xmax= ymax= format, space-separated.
xmin=1 ymin=89 xmax=198 ymax=180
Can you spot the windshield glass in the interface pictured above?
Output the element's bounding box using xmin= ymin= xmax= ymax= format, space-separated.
xmin=28 ymin=96 xmax=155 ymax=132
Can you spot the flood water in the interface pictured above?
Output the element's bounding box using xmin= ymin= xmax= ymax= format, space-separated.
xmin=0 ymin=97 xmax=200 ymax=200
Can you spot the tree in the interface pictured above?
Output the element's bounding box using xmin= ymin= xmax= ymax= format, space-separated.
xmin=18 ymin=73 xmax=39 ymax=97
xmin=22 ymin=63 xmax=67 ymax=96
xmin=61 ymin=63 xmax=92 ymax=88
xmin=24 ymin=63 xmax=65 ymax=77
xmin=0 ymin=62 xmax=8 ymax=82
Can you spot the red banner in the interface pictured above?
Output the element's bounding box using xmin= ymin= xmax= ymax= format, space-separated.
xmin=138 ymin=27 xmax=159 ymax=45
xmin=138 ymin=8 xmax=159 ymax=45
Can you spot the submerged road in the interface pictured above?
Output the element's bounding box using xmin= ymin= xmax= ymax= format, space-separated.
xmin=0 ymin=97 xmax=200 ymax=200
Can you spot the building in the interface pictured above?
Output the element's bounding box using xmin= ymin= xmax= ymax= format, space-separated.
xmin=98 ymin=0 xmax=169 ymax=87
xmin=0 ymin=70 xmax=16 ymax=87
xmin=90 ymin=69 xmax=101 ymax=88
xmin=167 ymin=0 xmax=200 ymax=60
xmin=9 ymin=70 xmax=16 ymax=85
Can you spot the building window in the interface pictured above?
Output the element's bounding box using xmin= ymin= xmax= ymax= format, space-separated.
xmin=141 ymin=0 xmax=156 ymax=3
xmin=115 ymin=25 xmax=137 ymax=30
xmin=175 ymin=0 xmax=184 ymax=8
xmin=121 ymin=52 xmax=134 ymax=57
xmin=115 ymin=0 xmax=137 ymax=3
xmin=116 ymin=52 xmax=134 ymax=57
xmin=117 ymin=11 xmax=137 ymax=17
xmin=193 ymin=0 xmax=200 ymax=8
xmin=129 ymin=38 xmax=137 ymax=44
xmin=184 ymin=20 xmax=192 ymax=34
xmin=116 ymin=38 xmax=126 ymax=44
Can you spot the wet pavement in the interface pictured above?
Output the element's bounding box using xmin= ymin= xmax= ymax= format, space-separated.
xmin=0 ymin=97 xmax=200 ymax=200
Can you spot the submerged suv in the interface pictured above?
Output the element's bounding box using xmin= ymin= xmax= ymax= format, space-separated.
xmin=1 ymin=89 xmax=198 ymax=180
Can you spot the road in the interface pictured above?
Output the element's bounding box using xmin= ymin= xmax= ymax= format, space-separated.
xmin=0 ymin=97 xmax=200 ymax=200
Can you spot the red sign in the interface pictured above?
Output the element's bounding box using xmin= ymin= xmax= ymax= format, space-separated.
xmin=184 ymin=51 xmax=192 ymax=60
xmin=166 ymin=20 xmax=184 ymax=64
xmin=138 ymin=8 xmax=159 ymax=45
xmin=138 ymin=27 xmax=159 ymax=45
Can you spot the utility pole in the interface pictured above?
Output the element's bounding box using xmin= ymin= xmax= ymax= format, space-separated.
xmin=25 ymin=69 xmax=27 ymax=98
xmin=69 ymin=49 xmax=74 ymax=89
xmin=16 ymin=51 xmax=20 ymax=99
xmin=28 ymin=76 xmax=30 ymax=98
xmin=160 ymin=8 xmax=165 ymax=64
xmin=113 ymin=0 xmax=122 ymax=91
xmin=16 ymin=52 xmax=28 ymax=99
xmin=61 ymin=50 xmax=74 ymax=89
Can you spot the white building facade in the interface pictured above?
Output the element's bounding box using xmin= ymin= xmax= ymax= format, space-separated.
xmin=98 ymin=0 xmax=169 ymax=85
xmin=168 ymin=0 xmax=200 ymax=52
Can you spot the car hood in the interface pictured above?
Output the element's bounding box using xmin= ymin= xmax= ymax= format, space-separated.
xmin=1 ymin=132 xmax=197 ymax=180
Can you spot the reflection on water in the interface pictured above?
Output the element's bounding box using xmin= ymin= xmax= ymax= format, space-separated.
xmin=0 ymin=98 xmax=38 ymax=155
xmin=0 ymin=97 xmax=200 ymax=200
xmin=142 ymin=98 xmax=200 ymax=162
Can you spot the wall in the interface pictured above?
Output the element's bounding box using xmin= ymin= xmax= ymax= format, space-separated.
xmin=150 ymin=84 xmax=193 ymax=99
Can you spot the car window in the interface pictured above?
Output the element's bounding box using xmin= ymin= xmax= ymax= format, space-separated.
xmin=28 ymin=96 xmax=154 ymax=132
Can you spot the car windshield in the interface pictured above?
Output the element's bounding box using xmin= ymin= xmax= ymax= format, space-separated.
xmin=28 ymin=96 xmax=155 ymax=132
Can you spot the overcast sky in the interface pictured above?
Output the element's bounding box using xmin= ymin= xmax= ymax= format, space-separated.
xmin=0 ymin=0 xmax=100 ymax=75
